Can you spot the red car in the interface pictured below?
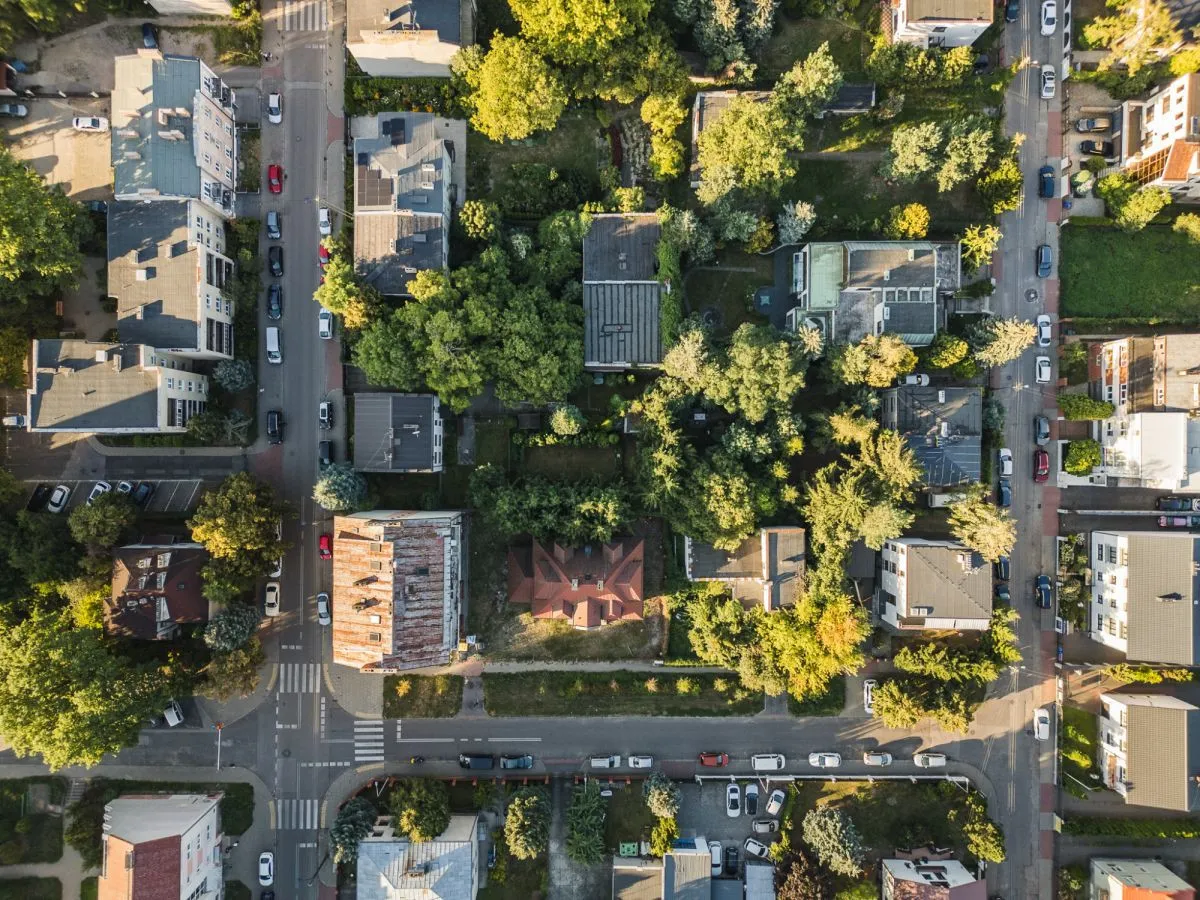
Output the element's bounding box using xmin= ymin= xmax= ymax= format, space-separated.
xmin=698 ymin=752 xmax=729 ymax=767
xmin=319 ymin=533 xmax=332 ymax=560
xmin=267 ymin=164 xmax=283 ymax=194
xmin=318 ymin=243 xmax=330 ymax=270
xmin=1033 ymin=448 xmax=1050 ymax=483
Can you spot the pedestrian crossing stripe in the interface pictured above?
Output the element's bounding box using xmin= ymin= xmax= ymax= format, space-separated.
xmin=355 ymin=720 xmax=385 ymax=762
xmin=280 ymin=0 xmax=327 ymax=31
xmin=277 ymin=798 xmax=319 ymax=831
xmin=278 ymin=663 xmax=320 ymax=693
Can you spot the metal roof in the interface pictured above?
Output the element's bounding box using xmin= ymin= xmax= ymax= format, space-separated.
xmin=583 ymin=214 xmax=660 ymax=282
xmin=583 ymin=283 xmax=662 ymax=369
xmin=352 ymin=393 xmax=439 ymax=472
xmin=347 ymin=0 xmax=463 ymax=44
xmin=883 ymin=386 xmax=982 ymax=487
xmin=662 ymin=849 xmax=709 ymax=900
xmin=1119 ymin=691 xmax=1200 ymax=811
xmin=895 ymin=539 xmax=992 ymax=625
xmin=1125 ymin=533 xmax=1200 ymax=665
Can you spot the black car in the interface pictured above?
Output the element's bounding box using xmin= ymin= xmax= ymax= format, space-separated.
xmin=26 ymin=484 xmax=50 ymax=512
xmin=723 ymin=844 xmax=738 ymax=876
xmin=266 ymin=409 xmax=283 ymax=445
xmin=995 ymin=556 xmax=1010 ymax=582
xmin=458 ymin=753 xmax=496 ymax=770
xmin=268 ymin=245 xmax=283 ymax=277
xmin=1158 ymin=496 xmax=1194 ymax=511
xmin=1080 ymin=139 xmax=1115 ymax=157
xmin=1038 ymin=165 xmax=1056 ymax=199
xmin=1005 ymin=0 xmax=1020 ymax=21
xmin=500 ymin=754 xmax=534 ymax=769
xmin=267 ymin=284 xmax=282 ymax=320
xmin=998 ymin=479 xmax=1012 ymax=508
xmin=318 ymin=440 xmax=332 ymax=468
xmin=141 ymin=22 xmax=158 ymax=49
xmin=132 ymin=481 xmax=155 ymax=508
xmin=996 ymin=584 xmax=1011 ymax=604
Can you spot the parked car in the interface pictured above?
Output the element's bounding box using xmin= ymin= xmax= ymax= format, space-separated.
xmin=1035 ymin=355 xmax=1052 ymax=384
xmin=1034 ymin=574 xmax=1052 ymax=609
xmin=117 ymin=482 xmax=133 ymax=498
xmin=999 ymin=447 xmax=1014 ymax=477
xmin=863 ymin=679 xmax=876 ymax=714
xmin=913 ymin=752 xmax=947 ymax=768
xmin=1036 ymin=244 xmax=1053 ymax=278
xmin=269 ymin=555 xmax=282 ymax=579
xmin=709 ymin=841 xmax=722 ymax=877
xmin=902 ymin=373 xmax=930 ymax=386
xmin=723 ymin=845 xmax=738 ymax=876
xmin=26 ymin=484 xmax=50 ymax=512
xmin=1159 ymin=515 xmax=1191 ymax=528
xmin=141 ymin=22 xmax=158 ymax=49
xmin=268 ymin=245 xmax=283 ymax=277
xmin=1038 ymin=165 xmax=1056 ymax=199
xmin=1034 ymin=415 xmax=1050 ymax=446
xmin=164 ymin=699 xmax=184 ymax=727
xmin=752 ymin=819 xmax=779 ymax=834
xmin=1158 ymin=496 xmax=1195 ymax=511
xmin=319 ymin=400 xmax=333 ymax=429
xmin=132 ymin=481 xmax=155 ymax=508
xmin=318 ymin=207 xmax=332 ymax=236
xmin=266 ymin=409 xmax=283 ymax=445
xmin=500 ymin=754 xmax=534 ymax=769
xmin=743 ymin=838 xmax=769 ymax=860
xmin=318 ymin=440 xmax=332 ymax=468
xmin=751 ymin=753 xmax=785 ymax=771
xmin=725 ymin=783 xmax=741 ymax=818
xmin=459 ymin=754 xmax=496 ymax=769
xmin=266 ymin=210 xmax=281 ymax=240
xmin=1034 ymin=707 xmax=1051 ymax=741
xmin=1036 ymin=314 xmax=1052 ymax=347
xmin=72 ymin=116 xmax=108 ymax=131
xmin=996 ymin=583 xmax=1011 ymax=604
xmin=744 ymin=783 xmax=758 ymax=816
xmin=1040 ymin=65 xmax=1056 ymax=99
xmin=2 ymin=414 xmax=25 ymax=427
xmin=1034 ymin=448 xmax=1050 ymax=483
xmin=266 ymin=92 xmax=282 ymax=125
xmin=318 ymin=243 xmax=330 ymax=270
xmin=1005 ymin=0 xmax=1020 ymax=21
xmin=87 ymin=481 xmax=111 ymax=505
xmin=267 ymin=284 xmax=283 ymax=320
xmin=318 ymin=307 xmax=334 ymax=340
xmin=267 ymin=164 xmax=283 ymax=194
xmin=1080 ymin=140 xmax=1115 ymax=157
xmin=1040 ymin=0 xmax=1056 ymax=33
xmin=1075 ymin=116 xmax=1112 ymax=133
xmin=698 ymin=752 xmax=728 ymax=767
xmin=264 ymin=582 xmax=281 ymax=617
xmin=808 ymin=752 xmax=841 ymax=768
xmin=765 ymin=789 xmax=785 ymax=816
xmin=258 ymin=852 xmax=274 ymax=887
xmin=998 ymin=479 xmax=1012 ymax=508
xmin=319 ymin=533 xmax=332 ymax=560
xmin=863 ymin=751 xmax=893 ymax=766
xmin=995 ymin=556 xmax=1010 ymax=581
xmin=628 ymin=755 xmax=653 ymax=768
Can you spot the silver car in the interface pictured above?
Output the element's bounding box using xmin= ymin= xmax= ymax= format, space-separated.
xmin=316 ymin=592 xmax=331 ymax=626
xmin=1040 ymin=65 xmax=1056 ymax=99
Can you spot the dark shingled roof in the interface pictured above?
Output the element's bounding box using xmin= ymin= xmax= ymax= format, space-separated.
xmin=883 ymin=386 xmax=982 ymax=487
xmin=897 ymin=541 xmax=992 ymax=626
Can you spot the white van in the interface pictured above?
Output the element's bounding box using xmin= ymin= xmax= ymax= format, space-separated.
xmin=590 ymin=755 xmax=621 ymax=768
xmin=927 ymin=491 xmax=966 ymax=509
xmin=750 ymin=753 xmax=786 ymax=771
xmin=265 ymin=327 xmax=282 ymax=365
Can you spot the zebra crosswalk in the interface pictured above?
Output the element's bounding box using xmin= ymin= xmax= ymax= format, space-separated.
xmin=277 ymin=798 xmax=319 ymax=831
xmin=354 ymin=719 xmax=386 ymax=763
xmin=279 ymin=0 xmax=327 ymax=31
xmin=278 ymin=663 xmax=321 ymax=693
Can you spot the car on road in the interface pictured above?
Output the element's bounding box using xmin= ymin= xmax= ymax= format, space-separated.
xmin=1005 ymin=0 xmax=1019 ymax=20
xmin=1075 ymin=116 xmax=1112 ymax=133
xmin=751 ymin=753 xmax=785 ymax=771
xmin=258 ymin=852 xmax=274 ymax=887
xmin=87 ymin=481 xmax=111 ymax=505
xmin=269 ymin=556 xmax=282 ymax=579
xmin=745 ymin=783 xmax=758 ymax=816
xmin=2 ymin=414 xmax=25 ymax=428
xmin=267 ymin=284 xmax=282 ymax=320
xmin=1034 ymin=707 xmax=1051 ymax=741
xmin=996 ymin=583 xmax=1011 ymax=604
xmin=1040 ymin=65 xmax=1056 ymax=99
xmin=266 ymin=92 xmax=282 ymax=125
xmin=765 ymin=788 xmax=785 ymax=816
xmin=73 ymin=116 xmax=108 ymax=132
xmin=319 ymin=533 xmax=332 ymax=560
xmin=1034 ymin=448 xmax=1050 ymax=483
xmin=318 ymin=307 xmax=334 ymax=340
xmin=808 ymin=752 xmax=841 ymax=768
xmin=319 ymin=400 xmax=333 ymax=429
xmin=913 ymin=752 xmax=947 ymax=768
xmin=863 ymin=679 xmax=876 ymax=714
xmin=1080 ymin=139 xmax=1115 ymax=158
xmin=1034 ymin=415 xmax=1050 ymax=446
xmin=459 ymin=753 xmax=496 ymax=769
xmin=499 ymin=753 xmax=534 ymax=769
xmin=318 ymin=440 xmax=333 ymax=469
xmin=1158 ymin=496 xmax=1195 ymax=511
xmin=1040 ymin=0 xmax=1056 ymax=33
xmin=998 ymin=478 xmax=1012 ymax=508
xmin=901 ymin=373 xmax=930 ymax=386
xmin=723 ymin=845 xmax=738 ymax=875
xmin=1038 ymin=165 xmax=1056 ymax=199
xmin=1159 ymin=515 xmax=1191 ymax=528
xmin=709 ymin=841 xmax=722 ymax=876
xmin=266 ymin=210 xmax=281 ymax=240
xmin=318 ymin=243 xmax=330 ymax=270
xmin=699 ymin=751 xmax=729 ymax=767
xmin=266 ymin=409 xmax=283 ymax=445
xmin=264 ymin=582 xmax=281 ymax=617
xmin=26 ymin=484 xmax=50 ymax=512
xmin=998 ymin=447 xmax=1014 ymax=477
xmin=1035 ymin=355 xmax=1052 ymax=384
xmin=141 ymin=22 xmax=158 ymax=49
xmin=629 ymin=755 xmax=653 ymax=768
xmin=267 ymin=164 xmax=283 ymax=194
xmin=863 ymin=751 xmax=893 ymax=766
xmin=318 ymin=207 xmax=332 ymax=236
xmin=725 ymin=783 xmax=740 ymax=818
xmin=1036 ymin=244 xmax=1053 ymax=278
xmin=268 ymin=245 xmax=283 ymax=277
xmin=1034 ymin=574 xmax=1052 ymax=609
xmin=743 ymin=838 xmax=769 ymax=860
xmin=995 ymin=556 xmax=1010 ymax=581
xmin=1036 ymin=314 xmax=1052 ymax=347
xmin=752 ymin=819 xmax=778 ymax=834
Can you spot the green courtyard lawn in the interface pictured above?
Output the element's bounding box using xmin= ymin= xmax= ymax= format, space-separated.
xmin=0 ymin=777 xmax=66 ymax=864
xmin=483 ymin=604 xmax=663 ymax=661
xmin=681 ymin=251 xmax=773 ymax=336
xmin=0 ymin=879 xmax=60 ymax=900
xmin=383 ymin=674 xmax=464 ymax=718
xmin=483 ymin=670 xmax=761 ymax=716
xmin=787 ymin=676 xmax=846 ymax=716
xmin=1060 ymin=224 xmax=1200 ymax=321
xmin=1061 ymin=704 xmax=1100 ymax=799
xmin=604 ymin=784 xmax=655 ymax=849
xmin=467 ymin=113 xmax=607 ymax=203
xmin=758 ymin=17 xmax=871 ymax=80
xmin=521 ymin=444 xmax=620 ymax=479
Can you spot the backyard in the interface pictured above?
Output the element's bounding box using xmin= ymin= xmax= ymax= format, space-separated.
xmin=467 ymin=113 xmax=608 ymax=205
xmin=1061 ymin=704 xmax=1100 ymax=799
xmin=758 ymin=17 xmax=871 ymax=80
xmin=382 ymin=674 xmax=464 ymax=718
xmin=483 ymin=670 xmax=762 ymax=716
xmin=604 ymin=784 xmax=655 ymax=849
xmin=0 ymin=777 xmax=66 ymax=864
xmin=787 ymin=676 xmax=846 ymax=716
xmin=236 ymin=129 xmax=261 ymax=193
xmin=681 ymin=251 xmax=774 ymax=336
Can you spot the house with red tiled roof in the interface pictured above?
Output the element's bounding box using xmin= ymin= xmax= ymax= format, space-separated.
xmin=507 ymin=539 xmax=644 ymax=629
xmin=98 ymin=793 xmax=223 ymax=900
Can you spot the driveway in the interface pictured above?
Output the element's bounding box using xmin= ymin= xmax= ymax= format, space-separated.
xmin=0 ymin=96 xmax=112 ymax=200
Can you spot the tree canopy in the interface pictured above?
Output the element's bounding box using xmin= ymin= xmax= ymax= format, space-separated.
xmin=566 ymin=782 xmax=606 ymax=864
xmin=947 ymin=485 xmax=1016 ymax=562
xmin=188 ymin=473 xmax=287 ymax=580
xmin=330 ymin=798 xmax=378 ymax=864
xmin=509 ymin=0 xmax=651 ymax=64
xmin=390 ymin=779 xmax=451 ymax=842
xmin=504 ymin=788 xmax=551 ymax=860
xmin=970 ymin=317 xmax=1036 ymax=367
xmin=831 ymin=334 xmax=918 ymax=388
xmin=68 ymin=493 xmax=136 ymax=554
xmin=470 ymin=464 xmax=633 ymax=543
xmin=456 ymin=37 xmax=569 ymax=142
xmin=313 ymin=464 xmax=368 ymax=512
xmin=696 ymin=96 xmax=798 ymax=205
xmin=801 ymin=808 xmax=865 ymax=877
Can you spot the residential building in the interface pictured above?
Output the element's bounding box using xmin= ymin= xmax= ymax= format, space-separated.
xmin=785 ymin=241 xmax=961 ymax=347
xmin=347 ymin=0 xmax=474 ymax=77
xmin=1119 ymin=73 xmax=1200 ymax=202
xmin=882 ymin=857 xmax=987 ymax=899
xmin=661 ymin=847 xmax=711 ymax=898
xmin=582 ymin=213 xmax=664 ymax=371
xmin=1090 ymin=858 xmax=1196 ymax=900
xmin=883 ymin=385 xmax=982 ymax=488
xmin=507 ymin=538 xmax=645 ymax=628
xmin=107 ymin=541 xmax=210 ymax=640
xmin=1098 ymin=689 xmax=1200 ymax=811
xmin=879 ymin=538 xmax=992 ymax=631
xmin=353 ymin=393 xmax=444 ymax=473
xmin=683 ymin=527 xmax=806 ymax=611
xmin=146 ymin=0 xmax=232 ymax=12
xmin=352 ymin=112 xmax=452 ymax=297
xmin=357 ymin=814 xmax=478 ymax=900
xmin=98 ymin=793 xmax=223 ymax=900
xmin=1088 ymin=531 xmax=1200 ymax=665
xmin=27 ymin=340 xmax=208 ymax=433
xmin=112 ymin=52 xmax=237 ymax=218
xmin=1092 ymin=334 xmax=1200 ymax=489
xmin=888 ymin=0 xmax=992 ymax=47
xmin=331 ymin=510 xmax=465 ymax=671
xmin=109 ymin=200 xmax=235 ymax=360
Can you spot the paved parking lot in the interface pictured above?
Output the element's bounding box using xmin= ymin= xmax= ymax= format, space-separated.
xmin=22 ymin=478 xmax=214 ymax=514
xmin=0 ymin=96 xmax=112 ymax=201
xmin=677 ymin=779 xmax=787 ymax=852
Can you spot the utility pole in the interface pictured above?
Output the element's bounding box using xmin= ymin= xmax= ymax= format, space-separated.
xmin=214 ymin=722 xmax=224 ymax=770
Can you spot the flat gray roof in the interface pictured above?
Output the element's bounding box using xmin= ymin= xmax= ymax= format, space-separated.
xmin=29 ymin=341 xmax=159 ymax=431
xmin=353 ymin=393 xmax=439 ymax=472
xmin=347 ymin=0 xmax=463 ymax=44
xmin=112 ymin=54 xmax=202 ymax=200
xmin=583 ymin=284 xmax=662 ymax=369
xmin=884 ymin=386 xmax=982 ymax=487
xmin=584 ymin=214 xmax=660 ymax=282
xmin=1125 ymin=533 xmax=1200 ymax=666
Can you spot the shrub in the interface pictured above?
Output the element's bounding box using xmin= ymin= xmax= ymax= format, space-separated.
xmin=1064 ymin=439 xmax=1102 ymax=475
xmin=1058 ymin=393 xmax=1114 ymax=420
xmin=1063 ymin=817 xmax=1200 ymax=838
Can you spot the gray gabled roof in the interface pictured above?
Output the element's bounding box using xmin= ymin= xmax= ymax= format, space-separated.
xmin=827 ymin=82 xmax=877 ymax=113
xmin=1125 ymin=533 xmax=1200 ymax=665
xmin=1117 ymin=689 xmax=1200 ymax=811
xmin=353 ymin=393 xmax=439 ymax=472
xmin=583 ymin=214 xmax=660 ymax=282
xmin=884 ymin=386 xmax=982 ymax=487
xmin=901 ymin=541 xmax=992 ymax=624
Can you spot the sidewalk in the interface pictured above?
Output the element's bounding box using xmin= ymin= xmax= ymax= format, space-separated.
xmin=85 ymin=436 xmax=264 ymax=459
xmin=0 ymin=843 xmax=89 ymax=900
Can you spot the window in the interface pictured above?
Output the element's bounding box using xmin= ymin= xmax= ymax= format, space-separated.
xmin=1097 ymin=613 xmax=1105 ymax=632
xmin=206 ymin=297 xmax=211 ymax=308
xmin=225 ymin=148 xmax=232 ymax=160
xmin=187 ymin=381 xmax=193 ymax=392
xmin=1097 ymin=544 xmax=1104 ymax=562
xmin=1107 ymin=545 xmax=1116 ymax=563
xmin=1119 ymin=621 xmax=1128 ymax=640
xmin=203 ymin=153 xmax=211 ymax=166
xmin=195 ymin=216 xmax=202 ymax=228
xmin=1106 ymin=618 xmax=1117 ymax=636
xmin=1119 ymin=548 xmax=1127 ymax=566
xmin=167 ymin=377 xmax=175 ymax=389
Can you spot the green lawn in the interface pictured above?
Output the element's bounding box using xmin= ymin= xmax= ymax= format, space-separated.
xmin=485 ymin=607 xmax=662 ymax=662
xmin=79 ymin=879 xmax=97 ymax=900
xmin=475 ymin=418 xmax=513 ymax=468
xmin=682 ymin=251 xmax=773 ymax=335
xmin=1061 ymin=704 xmax=1099 ymax=798
xmin=383 ymin=674 xmax=464 ymax=718
xmin=483 ymin=670 xmax=761 ymax=716
xmin=604 ymin=786 xmax=655 ymax=849
xmin=467 ymin=113 xmax=606 ymax=202
xmin=1061 ymin=224 xmax=1200 ymax=320
xmin=0 ymin=778 xmax=66 ymax=864
xmin=787 ymin=676 xmax=846 ymax=716
xmin=758 ymin=18 xmax=871 ymax=80
xmin=522 ymin=444 xmax=620 ymax=479
xmin=479 ymin=856 xmax=548 ymax=900
xmin=0 ymin=880 xmax=60 ymax=900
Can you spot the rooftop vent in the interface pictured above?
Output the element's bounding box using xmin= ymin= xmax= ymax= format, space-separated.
xmin=883 ymin=269 xmax=891 ymax=282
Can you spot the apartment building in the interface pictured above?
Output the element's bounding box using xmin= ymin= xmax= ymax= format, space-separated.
xmin=1098 ymin=689 xmax=1200 ymax=811
xmin=879 ymin=537 xmax=992 ymax=631
xmin=1119 ymin=73 xmax=1200 ymax=202
xmin=99 ymin=793 xmax=223 ymax=900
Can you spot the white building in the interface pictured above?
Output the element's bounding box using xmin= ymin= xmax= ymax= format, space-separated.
xmin=1098 ymin=691 xmax=1200 ymax=811
xmin=98 ymin=793 xmax=223 ymax=900
xmin=1089 ymin=858 xmax=1196 ymax=900
xmin=347 ymin=0 xmax=474 ymax=77
xmin=1119 ymin=73 xmax=1200 ymax=202
xmin=879 ymin=538 xmax=992 ymax=631
xmin=882 ymin=857 xmax=986 ymax=898
xmin=357 ymin=814 xmax=479 ymax=900
xmin=889 ymin=0 xmax=992 ymax=48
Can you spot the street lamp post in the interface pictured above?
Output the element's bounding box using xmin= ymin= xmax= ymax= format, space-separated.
xmin=214 ymin=722 xmax=224 ymax=770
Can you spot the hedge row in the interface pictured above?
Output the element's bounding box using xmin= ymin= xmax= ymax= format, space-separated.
xmin=1062 ymin=816 xmax=1200 ymax=838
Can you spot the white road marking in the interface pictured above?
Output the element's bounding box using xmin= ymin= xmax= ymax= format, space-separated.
xmin=354 ymin=720 xmax=386 ymax=762
xmin=276 ymin=798 xmax=319 ymax=830
xmin=278 ymin=663 xmax=321 ymax=693
xmin=487 ymin=737 xmax=542 ymax=742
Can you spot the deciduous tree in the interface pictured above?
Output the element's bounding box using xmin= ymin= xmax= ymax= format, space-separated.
xmin=198 ymin=637 xmax=265 ymax=701
xmin=510 ymin=0 xmax=650 ymax=64
xmin=960 ymin=223 xmax=1002 ymax=271
xmin=68 ymin=492 xmax=136 ymax=553
xmin=504 ymin=788 xmax=550 ymax=859
xmin=977 ymin=153 xmax=1024 ymax=214
xmin=213 ymin=358 xmax=254 ymax=392
xmin=884 ymin=121 xmax=942 ymax=182
xmin=697 ymin=96 xmax=798 ymax=204
xmin=203 ymin=602 xmax=261 ymax=652
xmin=831 ymin=334 xmax=918 ymax=388
xmin=777 ymin=851 xmax=832 ymax=900
xmin=1064 ymin=439 xmax=1102 ymax=475
xmin=643 ymin=772 xmax=681 ymax=819
xmin=1174 ymin=212 xmax=1200 ymax=242
xmin=884 ymin=203 xmax=930 ymax=239
xmin=390 ymin=779 xmax=451 ymax=842
xmin=1057 ymin=394 xmax=1114 ymax=420
xmin=925 ymin=332 xmax=969 ymax=369
xmin=947 ymin=485 xmax=1016 ymax=562
xmin=188 ymin=473 xmax=287 ymax=579
xmin=312 ymin=463 xmax=368 ymax=512
xmin=1 ymin=509 xmax=79 ymax=586
xmin=313 ymin=253 xmax=375 ymax=330
xmin=936 ymin=117 xmax=993 ymax=192
xmin=550 ymin=404 xmax=586 ymax=436
xmin=458 ymin=36 xmax=568 ymax=141
xmin=774 ymin=42 xmax=843 ymax=120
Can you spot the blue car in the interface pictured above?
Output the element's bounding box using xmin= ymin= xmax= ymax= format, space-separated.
xmin=1036 ymin=244 xmax=1053 ymax=278
xmin=1038 ymin=165 xmax=1056 ymax=199
xmin=1035 ymin=575 xmax=1052 ymax=609
xmin=995 ymin=556 xmax=1010 ymax=581
xmin=998 ymin=479 xmax=1012 ymax=508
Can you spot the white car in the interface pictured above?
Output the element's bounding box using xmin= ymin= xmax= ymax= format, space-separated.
xmin=318 ymin=306 xmax=334 ymax=340
xmin=163 ymin=699 xmax=184 ymax=727
xmin=268 ymin=557 xmax=283 ymax=579
xmin=902 ymin=373 xmax=930 ymax=386
xmin=863 ymin=679 xmax=876 ymax=715
xmin=117 ymin=480 xmax=134 ymax=495
xmin=264 ymin=582 xmax=281 ymax=617
xmin=709 ymin=840 xmax=721 ymax=876
xmin=808 ymin=752 xmax=841 ymax=768
xmin=1040 ymin=64 xmax=1056 ymax=100
xmin=316 ymin=592 xmax=331 ymax=626
xmin=266 ymin=92 xmax=282 ymax=125
xmin=725 ymin=783 xmax=740 ymax=818
xmin=1036 ymin=314 xmax=1052 ymax=347
xmin=999 ymin=448 xmax=1014 ymax=477
xmin=1035 ymin=355 xmax=1052 ymax=384
xmin=765 ymin=788 xmax=785 ymax=816
xmin=87 ymin=481 xmax=112 ymax=505
xmin=46 ymin=484 xmax=70 ymax=514
xmin=743 ymin=838 xmax=769 ymax=860
xmin=863 ymin=751 xmax=893 ymax=767
xmin=318 ymin=206 xmax=332 ymax=236
xmin=1034 ymin=707 xmax=1051 ymax=741
xmin=1040 ymin=0 xmax=1057 ymax=34
xmin=258 ymin=851 xmax=274 ymax=886
xmin=72 ymin=116 xmax=109 ymax=132
xmin=628 ymin=755 xmax=653 ymax=768
xmin=913 ymin=752 xmax=947 ymax=768
xmin=752 ymin=819 xmax=779 ymax=834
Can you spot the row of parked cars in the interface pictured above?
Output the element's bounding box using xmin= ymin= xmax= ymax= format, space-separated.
xmin=27 ymin=480 xmax=154 ymax=514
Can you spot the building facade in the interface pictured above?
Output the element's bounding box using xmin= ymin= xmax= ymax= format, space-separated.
xmin=1119 ymin=73 xmax=1200 ymax=202
xmin=879 ymin=538 xmax=992 ymax=631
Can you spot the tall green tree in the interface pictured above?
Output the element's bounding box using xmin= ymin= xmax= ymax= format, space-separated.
xmin=774 ymin=42 xmax=844 ymax=120
xmin=831 ymin=334 xmax=918 ymax=388
xmin=457 ymin=37 xmax=569 ymax=141
xmin=936 ymin=117 xmax=993 ymax=192
xmin=643 ymin=772 xmax=681 ymax=819
xmin=1064 ymin=439 xmax=1102 ymax=475
xmin=1 ymin=509 xmax=79 ymax=587
xmin=314 ymin=253 xmax=375 ymax=330
xmin=509 ymin=0 xmax=651 ymax=64
xmin=884 ymin=203 xmax=930 ymax=239
xmin=971 ymin=316 xmax=1037 ymax=367
xmin=390 ymin=779 xmax=451 ymax=842
xmin=947 ymin=485 xmax=1016 ymax=562
xmin=801 ymin=808 xmax=865 ymax=877
xmin=330 ymin=797 xmax=378 ymax=865
xmin=697 ymin=96 xmax=798 ymax=204
xmin=313 ymin=464 xmax=368 ymax=512
xmin=777 ymin=851 xmax=833 ymax=900
xmin=68 ymin=493 xmax=136 ymax=553
xmin=203 ymin=602 xmax=261 ymax=652
xmin=566 ymin=782 xmax=606 ymax=864
xmin=504 ymin=788 xmax=550 ymax=860
xmin=884 ymin=122 xmax=943 ymax=182
xmin=197 ymin=638 xmax=265 ymax=702
xmin=961 ymin=223 xmax=1002 ymax=270
xmin=187 ymin=473 xmax=287 ymax=579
